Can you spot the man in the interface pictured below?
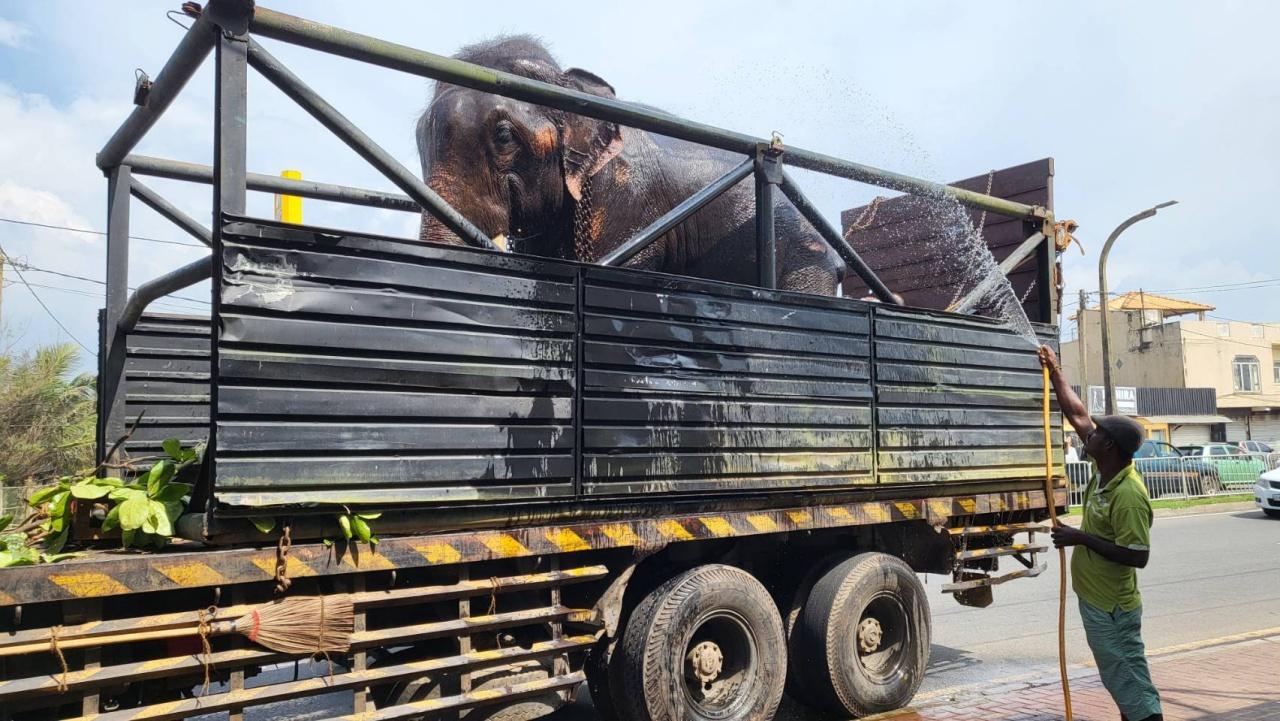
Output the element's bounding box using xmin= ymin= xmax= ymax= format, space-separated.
xmin=1040 ymin=346 xmax=1163 ymax=721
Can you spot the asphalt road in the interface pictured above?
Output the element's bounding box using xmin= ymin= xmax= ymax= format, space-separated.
xmin=221 ymin=508 xmax=1278 ymax=720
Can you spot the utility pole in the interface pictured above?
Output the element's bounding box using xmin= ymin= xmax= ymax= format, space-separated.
xmin=1077 ymin=288 xmax=1088 ymax=409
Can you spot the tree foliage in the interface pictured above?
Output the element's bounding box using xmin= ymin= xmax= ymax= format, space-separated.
xmin=0 ymin=343 xmax=96 ymax=483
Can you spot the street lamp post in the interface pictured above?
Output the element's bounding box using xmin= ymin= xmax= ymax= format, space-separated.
xmin=1098 ymin=200 xmax=1178 ymax=414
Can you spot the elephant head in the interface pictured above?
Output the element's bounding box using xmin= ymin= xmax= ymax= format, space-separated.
xmin=416 ymin=36 xmax=624 ymax=259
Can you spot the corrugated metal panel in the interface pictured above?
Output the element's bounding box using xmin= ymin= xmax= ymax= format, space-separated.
xmin=873 ymin=307 xmax=1062 ymax=485
xmin=211 ymin=219 xmax=1060 ymax=511
xmin=1248 ymin=414 xmax=1280 ymax=442
xmin=214 ymin=221 xmax=578 ymax=507
xmin=580 ymin=266 xmax=873 ymax=496
xmin=115 ymin=313 xmax=211 ymax=455
xmin=1170 ymin=424 xmax=1211 ymax=446
xmin=1135 ymin=387 xmax=1217 ymax=416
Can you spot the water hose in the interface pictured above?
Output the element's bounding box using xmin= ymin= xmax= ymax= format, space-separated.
xmin=1043 ymin=365 xmax=1074 ymax=720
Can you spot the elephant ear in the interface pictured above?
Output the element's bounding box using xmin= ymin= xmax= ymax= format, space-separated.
xmin=559 ymin=68 xmax=624 ymax=202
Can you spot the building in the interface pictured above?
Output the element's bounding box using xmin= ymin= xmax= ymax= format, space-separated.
xmin=1062 ymin=292 xmax=1280 ymax=444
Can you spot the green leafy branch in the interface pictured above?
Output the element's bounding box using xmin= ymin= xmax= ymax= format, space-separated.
xmin=1 ymin=439 xmax=202 ymax=566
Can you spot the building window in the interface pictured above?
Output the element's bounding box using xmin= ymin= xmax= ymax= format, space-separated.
xmin=1253 ymin=325 xmax=1266 ymax=339
xmin=1274 ymin=359 xmax=1280 ymax=384
xmin=1217 ymin=322 xmax=1231 ymax=337
xmin=1233 ymin=356 xmax=1260 ymax=392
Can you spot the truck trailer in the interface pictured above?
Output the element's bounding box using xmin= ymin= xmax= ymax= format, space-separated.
xmin=0 ymin=3 xmax=1066 ymax=720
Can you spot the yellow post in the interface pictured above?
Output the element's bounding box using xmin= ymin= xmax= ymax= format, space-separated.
xmin=274 ymin=170 xmax=303 ymax=224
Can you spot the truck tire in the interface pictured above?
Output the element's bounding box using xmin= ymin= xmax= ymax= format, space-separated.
xmin=782 ymin=554 xmax=845 ymax=699
xmin=612 ymin=564 xmax=786 ymax=721
xmin=793 ymin=552 xmax=930 ymax=716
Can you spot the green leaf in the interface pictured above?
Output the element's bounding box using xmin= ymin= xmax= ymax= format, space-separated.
xmin=0 ymin=514 xmax=12 ymax=533
xmin=70 ymin=482 xmax=111 ymax=500
xmin=0 ymin=550 xmax=34 ymax=567
xmin=152 ymin=508 xmax=174 ymax=537
xmin=46 ymin=527 xmax=69 ymax=554
xmin=162 ymin=438 xmax=184 ymax=460
xmin=42 ymin=552 xmax=83 ymax=563
xmin=249 ymin=517 xmax=276 ymax=534
xmin=163 ymin=500 xmax=183 ymax=522
xmin=109 ymin=487 xmax=145 ymax=503
xmin=322 ymin=538 xmax=333 ymax=547
xmin=1 ymin=532 xmax=27 ymax=550
xmin=153 ymin=483 xmax=192 ymax=503
xmin=101 ymin=505 xmax=121 ymax=532
xmin=121 ymin=528 xmax=136 ymax=548
xmin=356 ymin=512 xmax=382 ymax=520
xmin=27 ymin=485 xmax=62 ymax=506
xmin=49 ymin=492 xmax=70 ymax=532
xmin=369 ymin=535 xmax=379 ymax=546
xmin=118 ymin=496 xmax=150 ymax=531
xmin=94 ymin=477 xmax=124 ymax=488
xmin=337 ymin=514 xmax=353 ymax=540
xmin=351 ymin=516 xmax=372 ymax=543
xmin=146 ymin=461 xmax=175 ymax=496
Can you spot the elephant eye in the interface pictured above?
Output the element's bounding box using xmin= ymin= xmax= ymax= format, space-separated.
xmin=493 ymin=121 xmax=516 ymax=148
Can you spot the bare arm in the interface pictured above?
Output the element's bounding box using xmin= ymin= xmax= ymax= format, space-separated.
xmin=1039 ymin=346 xmax=1094 ymax=440
xmin=1051 ymin=525 xmax=1149 ymax=568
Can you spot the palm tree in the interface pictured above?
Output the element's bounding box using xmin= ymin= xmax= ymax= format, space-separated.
xmin=0 ymin=344 xmax=96 ymax=484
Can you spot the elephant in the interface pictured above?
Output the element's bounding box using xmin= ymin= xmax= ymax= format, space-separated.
xmin=416 ymin=35 xmax=844 ymax=295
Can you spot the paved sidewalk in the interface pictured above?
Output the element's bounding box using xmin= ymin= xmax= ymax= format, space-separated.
xmin=885 ymin=633 xmax=1280 ymax=721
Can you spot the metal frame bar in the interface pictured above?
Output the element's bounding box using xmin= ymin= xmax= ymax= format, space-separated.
xmin=93 ymin=0 xmax=1059 ymax=466
xmin=778 ymin=170 xmax=900 ymax=304
xmin=950 ymin=231 xmax=1047 ymax=314
xmin=247 ymin=5 xmax=1045 ymax=222
xmin=125 ymin=154 xmax=419 ymax=212
xmin=598 ymin=158 xmax=753 ymax=267
xmin=244 ymin=38 xmax=498 ymax=251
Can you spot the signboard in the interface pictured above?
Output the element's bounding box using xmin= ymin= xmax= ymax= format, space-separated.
xmin=1088 ymin=385 xmax=1138 ymax=416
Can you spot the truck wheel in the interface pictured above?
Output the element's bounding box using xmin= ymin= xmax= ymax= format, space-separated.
xmin=783 ymin=554 xmax=845 ymax=699
xmin=612 ymin=564 xmax=786 ymax=721
xmin=584 ymin=638 xmax=620 ymax=721
xmin=794 ymin=552 xmax=930 ymax=716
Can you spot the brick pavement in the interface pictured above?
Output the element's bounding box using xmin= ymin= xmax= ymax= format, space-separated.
xmin=881 ymin=634 xmax=1280 ymax=721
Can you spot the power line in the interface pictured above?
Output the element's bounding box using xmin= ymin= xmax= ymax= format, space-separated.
xmin=0 ymin=242 xmax=94 ymax=355
xmin=0 ymin=216 xmax=207 ymax=249
xmin=1 ymin=258 xmax=211 ymax=306
xmin=14 ymin=280 xmax=208 ymax=313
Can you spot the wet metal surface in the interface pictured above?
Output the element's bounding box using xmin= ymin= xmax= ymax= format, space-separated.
xmin=210 ymin=218 xmax=1060 ymax=512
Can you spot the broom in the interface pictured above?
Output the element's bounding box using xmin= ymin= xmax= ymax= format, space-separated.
xmin=0 ymin=595 xmax=354 ymax=658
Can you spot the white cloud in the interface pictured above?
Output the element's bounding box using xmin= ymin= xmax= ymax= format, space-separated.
xmin=0 ymin=17 xmax=31 ymax=48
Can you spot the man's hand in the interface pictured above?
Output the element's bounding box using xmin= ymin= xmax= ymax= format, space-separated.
xmin=1051 ymin=522 xmax=1086 ymax=548
xmin=1039 ymin=345 xmax=1060 ymax=373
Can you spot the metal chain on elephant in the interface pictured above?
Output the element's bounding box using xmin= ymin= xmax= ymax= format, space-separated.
xmin=572 ymin=173 xmax=597 ymax=263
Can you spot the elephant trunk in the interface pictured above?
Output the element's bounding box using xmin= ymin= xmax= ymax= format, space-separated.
xmin=419 ymin=169 xmax=509 ymax=247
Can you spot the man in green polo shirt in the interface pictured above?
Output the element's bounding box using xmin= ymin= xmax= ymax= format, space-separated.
xmin=1041 ymin=346 xmax=1163 ymax=721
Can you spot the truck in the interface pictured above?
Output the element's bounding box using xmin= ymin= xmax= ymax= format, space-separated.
xmin=0 ymin=3 xmax=1067 ymax=720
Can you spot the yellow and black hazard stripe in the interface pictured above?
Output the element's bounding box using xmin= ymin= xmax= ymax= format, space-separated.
xmin=0 ymin=488 xmax=1064 ymax=607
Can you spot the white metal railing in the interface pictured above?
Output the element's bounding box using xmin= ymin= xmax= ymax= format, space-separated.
xmin=1066 ymin=451 xmax=1274 ymax=507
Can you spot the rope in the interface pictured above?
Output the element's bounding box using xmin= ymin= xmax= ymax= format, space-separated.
xmin=315 ymin=594 xmax=334 ymax=683
xmin=48 ymin=624 xmax=69 ymax=692
xmin=1043 ymin=365 xmax=1074 ymax=720
xmin=275 ymin=522 xmax=292 ymax=594
xmin=486 ymin=576 xmax=502 ymax=617
xmin=196 ymin=606 xmax=217 ymax=698
xmin=842 ymin=195 xmax=886 ymax=238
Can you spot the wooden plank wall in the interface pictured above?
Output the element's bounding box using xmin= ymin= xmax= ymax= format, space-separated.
xmin=840 ymin=158 xmax=1053 ymax=321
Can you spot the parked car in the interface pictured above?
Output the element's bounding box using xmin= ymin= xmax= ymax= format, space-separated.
xmin=1239 ymin=440 xmax=1274 ymax=454
xmin=1179 ymin=443 xmax=1267 ymax=489
xmin=1133 ymin=440 xmax=1219 ymax=497
xmin=1255 ymin=467 xmax=1280 ymax=518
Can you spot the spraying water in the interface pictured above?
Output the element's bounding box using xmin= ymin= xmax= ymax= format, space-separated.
xmin=917 ymin=192 xmax=1041 ymax=348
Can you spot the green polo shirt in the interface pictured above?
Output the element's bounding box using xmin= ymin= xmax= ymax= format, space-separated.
xmin=1071 ymin=462 xmax=1153 ymax=612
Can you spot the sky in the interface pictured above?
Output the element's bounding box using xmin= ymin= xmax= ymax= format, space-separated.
xmin=0 ymin=1 xmax=1277 ymax=374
